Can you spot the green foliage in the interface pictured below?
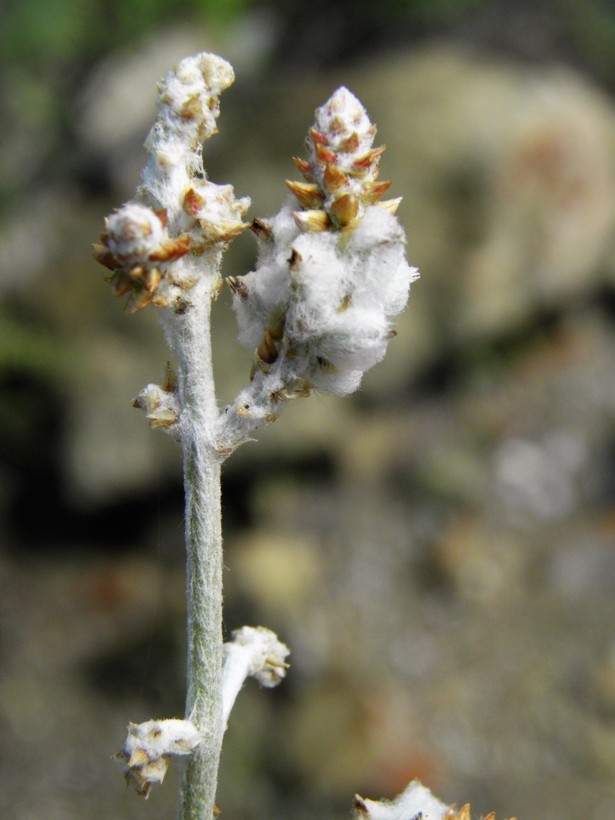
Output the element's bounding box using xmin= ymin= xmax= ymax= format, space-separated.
xmin=0 ymin=305 xmax=69 ymax=379
xmin=375 ymin=0 xmax=485 ymax=25
xmin=2 ymin=0 xmax=90 ymax=65
xmin=0 ymin=0 xmax=250 ymax=68
xmin=562 ymin=0 xmax=615 ymax=78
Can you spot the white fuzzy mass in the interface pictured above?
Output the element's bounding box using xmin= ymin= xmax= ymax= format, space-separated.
xmin=232 ymin=201 xmax=418 ymax=396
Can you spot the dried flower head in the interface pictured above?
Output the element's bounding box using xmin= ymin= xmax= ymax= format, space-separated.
xmin=225 ymin=625 xmax=290 ymax=687
xmin=221 ymin=626 xmax=290 ymax=727
xmin=132 ymin=378 xmax=180 ymax=433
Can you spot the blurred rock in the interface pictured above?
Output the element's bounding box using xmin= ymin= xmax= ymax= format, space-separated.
xmin=230 ymin=528 xmax=323 ymax=620
xmin=63 ymin=330 xmax=179 ymax=504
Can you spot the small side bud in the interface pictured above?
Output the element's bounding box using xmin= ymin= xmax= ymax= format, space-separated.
xmin=229 ymin=625 xmax=290 ymax=687
xmin=103 ymin=203 xmax=168 ymax=260
xmin=186 ymin=181 xmax=250 ymax=248
xmin=116 ymin=718 xmax=201 ymax=799
xmin=221 ymin=626 xmax=290 ymax=728
xmin=94 ymin=203 xmax=195 ymax=312
xmin=133 ymin=382 xmax=180 ymax=434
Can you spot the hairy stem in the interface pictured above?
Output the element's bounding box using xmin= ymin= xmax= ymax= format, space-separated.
xmin=163 ymin=269 xmax=224 ymax=819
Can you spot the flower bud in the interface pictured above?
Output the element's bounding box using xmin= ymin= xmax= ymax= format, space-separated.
xmin=287 ymin=86 xmax=398 ymax=232
xmin=116 ymin=718 xmax=201 ymax=798
xmin=132 ymin=382 xmax=180 ymax=434
xmin=93 ymin=202 xmax=193 ymax=311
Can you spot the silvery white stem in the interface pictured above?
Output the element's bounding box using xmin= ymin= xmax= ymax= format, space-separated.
xmin=100 ymin=54 xmax=244 ymax=814
xmin=161 ymin=268 xmax=224 ymax=820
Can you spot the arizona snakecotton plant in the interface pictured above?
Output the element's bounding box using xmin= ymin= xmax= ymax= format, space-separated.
xmin=90 ymin=51 xmax=498 ymax=820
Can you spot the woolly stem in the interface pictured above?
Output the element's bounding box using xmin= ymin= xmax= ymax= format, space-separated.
xmin=162 ymin=267 xmax=224 ymax=819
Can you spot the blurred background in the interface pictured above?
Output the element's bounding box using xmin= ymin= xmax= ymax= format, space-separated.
xmin=1 ymin=0 xmax=615 ymax=817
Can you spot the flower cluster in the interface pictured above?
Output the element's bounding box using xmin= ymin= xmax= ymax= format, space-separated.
xmin=94 ymin=53 xmax=249 ymax=312
xmin=220 ymin=87 xmax=418 ymax=449
xmin=232 ymin=202 xmax=414 ymax=396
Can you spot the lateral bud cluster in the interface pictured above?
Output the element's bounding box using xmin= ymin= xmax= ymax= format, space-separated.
xmin=93 ymin=203 xmax=193 ymax=313
xmin=116 ymin=718 xmax=201 ymax=799
xmin=132 ymin=377 xmax=180 ymax=435
xmin=220 ymin=87 xmax=418 ymax=452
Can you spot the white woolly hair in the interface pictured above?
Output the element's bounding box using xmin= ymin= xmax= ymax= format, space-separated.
xmin=232 ymin=203 xmax=417 ymax=396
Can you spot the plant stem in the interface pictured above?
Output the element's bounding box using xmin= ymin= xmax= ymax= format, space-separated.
xmin=163 ymin=270 xmax=224 ymax=819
